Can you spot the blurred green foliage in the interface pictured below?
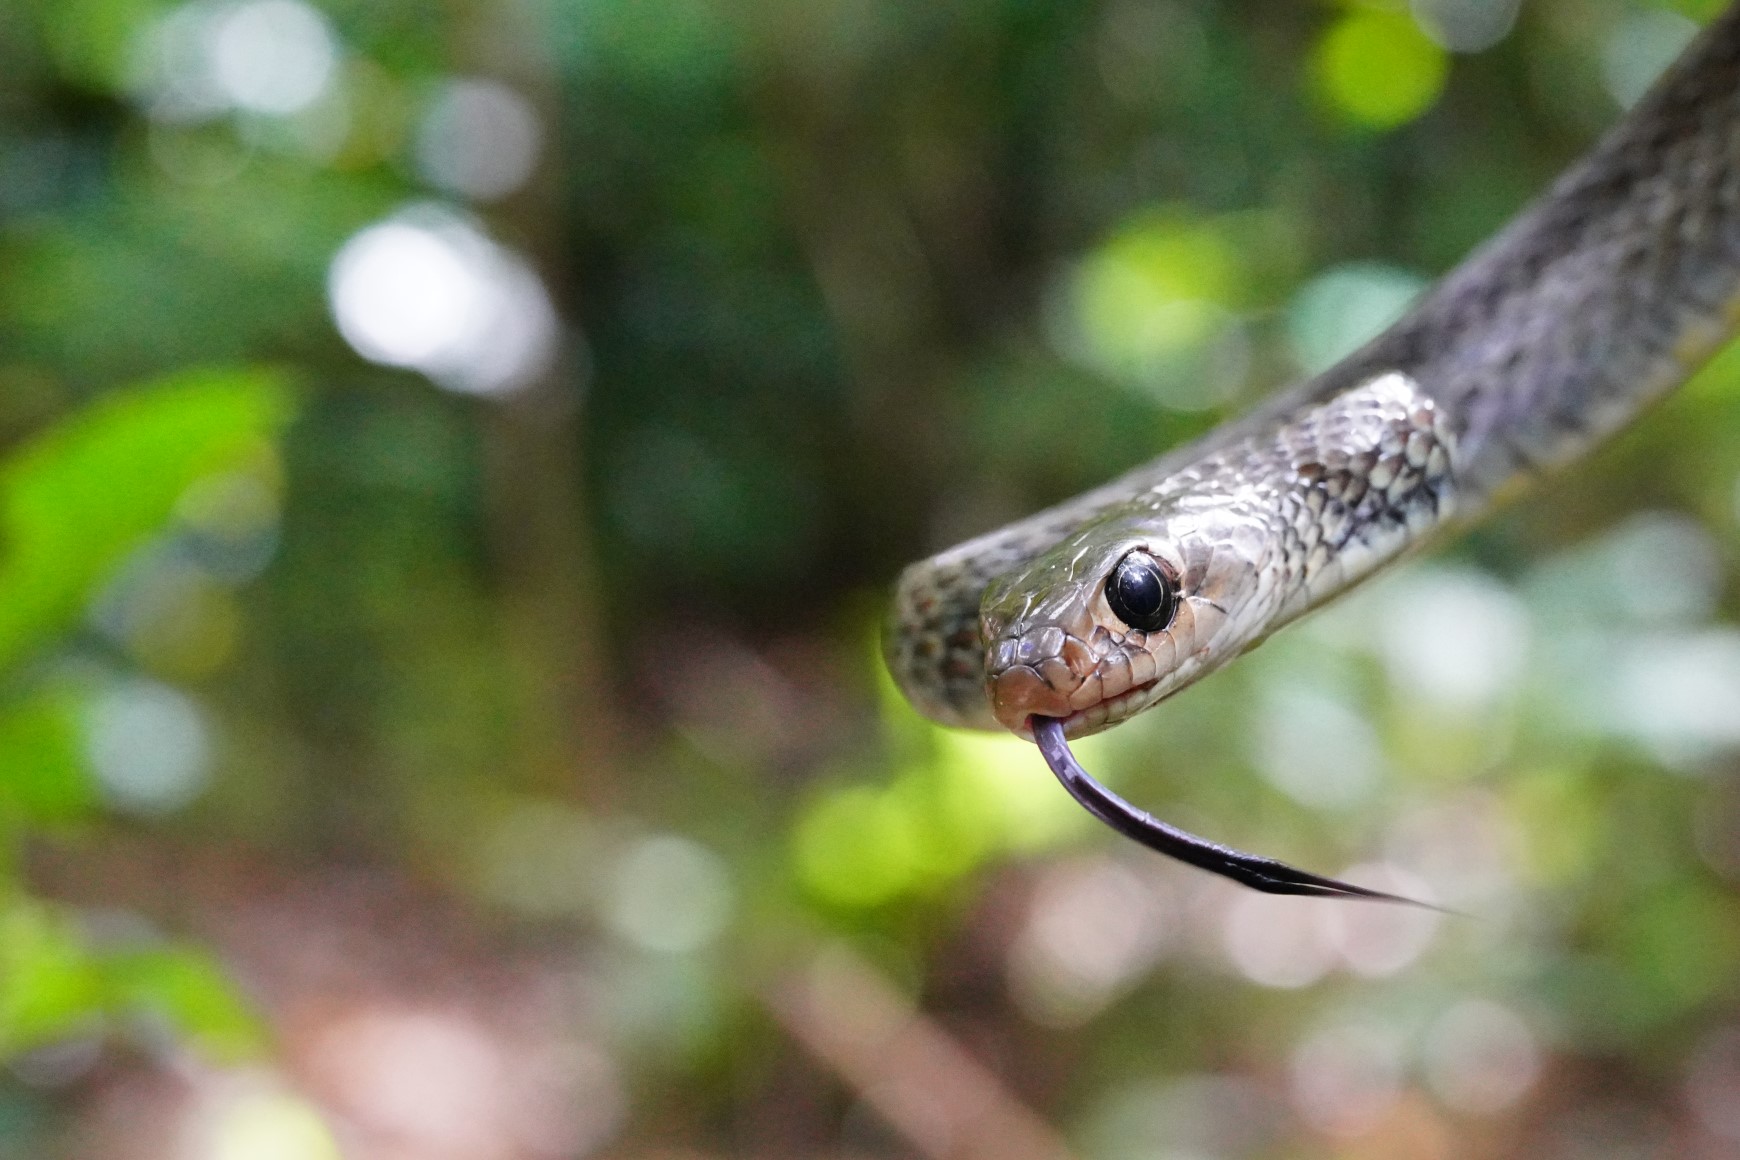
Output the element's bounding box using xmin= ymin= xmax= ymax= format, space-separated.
xmin=1 ymin=0 xmax=1740 ymax=1156
xmin=0 ymin=369 xmax=282 ymax=1074
xmin=0 ymin=370 xmax=289 ymax=669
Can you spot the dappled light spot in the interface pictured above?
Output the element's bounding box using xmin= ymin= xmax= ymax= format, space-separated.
xmin=1603 ymin=11 xmax=1699 ymax=109
xmin=793 ymin=701 xmax=1086 ymax=910
xmin=94 ymin=544 xmax=241 ymax=679
xmin=589 ymin=946 xmax=722 ymax=1055
xmin=192 ymin=1080 xmax=341 ymax=1160
xmin=1422 ymin=998 xmax=1541 ymax=1115
xmin=1222 ymin=891 xmax=1336 ymax=989
xmin=174 ymin=469 xmax=283 ymax=585
xmin=1374 ymin=566 xmax=1529 ymax=714
xmin=417 ymin=79 xmax=543 ymax=203
xmin=16 ymin=0 xmax=1740 ymax=1153
xmin=1254 ymin=684 xmax=1384 ymax=810
xmin=327 ymin=206 xmax=557 ymax=396
xmin=210 ymin=1 xmax=338 ymax=116
xmin=792 ymin=786 xmax=924 ymax=907
xmin=83 ymin=678 xmax=212 ymax=816
xmin=1286 ymin=263 xmax=1427 ymax=375
xmin=1411 ymin=0 xmax=1521 ymax=54
xmin=1525 ymin=511 xmax=1723 ymax=632
xmin=1384 ymin=792 xmax=1519 ymax=909
xmin=1322 ymin=864 xmax=1440 ymax=976
xmin=306 ymin=1006 xmax=625 ymax=1157
xmin=328 ymin=1010 xmax=506 ymax=1147
xmin=131 ymin=5 xmax=238 ymax=122
xmin=1006 ymin=856 xmax=1174 ymax=1027
xmin=1520 ymin=512 xmax=1740 ymax=768
xmin=87 ymin=464 xmax=281 ymax=680
xmin=1603 ymin=512 xmax=1723 ymax=626
xmin=928 ymin=726 xmax=1088 ymax=854
xmin=1289 ymin=1021 xmax=1406 ymax=1136
xmin=604 ymin=834 xmax=735 ymax=955
xmin=130 ymin=0 xmax=339 ymax=122
xmin=1314 ymin=9 xmax=1449 ymax=129
xmin=1051 ymin=209 xmax=1251 ymax=410
xmin=1613 ymin=629 xmax=1740 ymax=767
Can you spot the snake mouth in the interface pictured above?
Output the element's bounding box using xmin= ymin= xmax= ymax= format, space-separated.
xmin=989 ymin=624 xmax=1177 ymax=735
xmin=993 ymin=650 xmax=1167 ymax=737
xmin=1050 ymin=679 xmax=1160 ymax=739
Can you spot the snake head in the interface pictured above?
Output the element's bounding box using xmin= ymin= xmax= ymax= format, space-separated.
xmin=980 ymin=502 xmax=1285 ymax=737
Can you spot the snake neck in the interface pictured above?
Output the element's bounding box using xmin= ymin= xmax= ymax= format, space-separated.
xmin=1329 ymin=2 xmax=1740 ymax=499
xmin=1263 ymin=373 xmax=1459 ymax=624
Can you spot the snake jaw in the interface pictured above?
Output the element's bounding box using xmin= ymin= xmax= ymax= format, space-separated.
xmin=986 ymin=597 xmax=1224 ymax=736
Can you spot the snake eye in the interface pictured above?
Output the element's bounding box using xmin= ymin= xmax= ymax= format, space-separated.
xmin=1105 ymin=550 xmax=1178 ymax=633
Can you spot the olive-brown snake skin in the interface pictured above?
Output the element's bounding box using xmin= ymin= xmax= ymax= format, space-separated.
xmin=888 ymin=6 xmax=1740 ymax=743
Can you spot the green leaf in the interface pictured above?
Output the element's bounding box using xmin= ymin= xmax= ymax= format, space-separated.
xmin=0 ymin=690 xmax=96 ymax=826
xmin=0 ymin=368 xmax=296 ymax=673
xmin=0 ymin=899 xmax=268 ymax=1061
xmin=1313 ymin=9 xmax=1449 ymax=130
xmin=0 ymin=902 xmax=104 ymax=1054
xmin=107 ymin=945 xmax=268 ymax=1061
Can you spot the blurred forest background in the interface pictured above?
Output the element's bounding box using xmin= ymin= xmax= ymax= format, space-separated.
xmin=4 ymin=0 xmax=1740 ymax=1156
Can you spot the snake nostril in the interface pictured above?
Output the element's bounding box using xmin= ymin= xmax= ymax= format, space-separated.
xmin=989 ymin=665 xmax=1075 ymax=731
xmin=1060 ymin=635 xmax=1095 ymax=678
xmin=1037 ymin=656 xmax=1077 ymax=691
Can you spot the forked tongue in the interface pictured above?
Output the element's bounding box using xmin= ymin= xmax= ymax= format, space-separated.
xmin=1031 ymin=716 xmax=1440 ymax=908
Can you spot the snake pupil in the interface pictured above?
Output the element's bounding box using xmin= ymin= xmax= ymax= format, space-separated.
xmin=1106 ymin=551 xmax=1178 ymax=633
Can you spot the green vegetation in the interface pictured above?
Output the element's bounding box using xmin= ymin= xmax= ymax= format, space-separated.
xmin=1 ymin=0 xmax=1738 ymax=1156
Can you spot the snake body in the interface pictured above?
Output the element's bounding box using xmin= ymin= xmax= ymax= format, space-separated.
xmin=888 ymin=6 xmax=1740 ymax=741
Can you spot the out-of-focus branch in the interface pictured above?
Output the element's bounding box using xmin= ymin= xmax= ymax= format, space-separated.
xmin=458 ymin=0 xmax=623 ymax=790
xmin=765 ymin=944 xmax=1078 ymax=1160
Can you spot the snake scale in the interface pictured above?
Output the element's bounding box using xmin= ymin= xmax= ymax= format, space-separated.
xmin=883 ymin=5 xmax=1740 ymax=899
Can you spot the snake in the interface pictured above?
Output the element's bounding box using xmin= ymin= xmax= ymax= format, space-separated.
xmin=884 ymin=6 xmax=1740 ymax=903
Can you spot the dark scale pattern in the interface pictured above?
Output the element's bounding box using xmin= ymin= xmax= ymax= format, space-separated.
xmin=1266 ymin=374 xmax=1455 ymax=619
